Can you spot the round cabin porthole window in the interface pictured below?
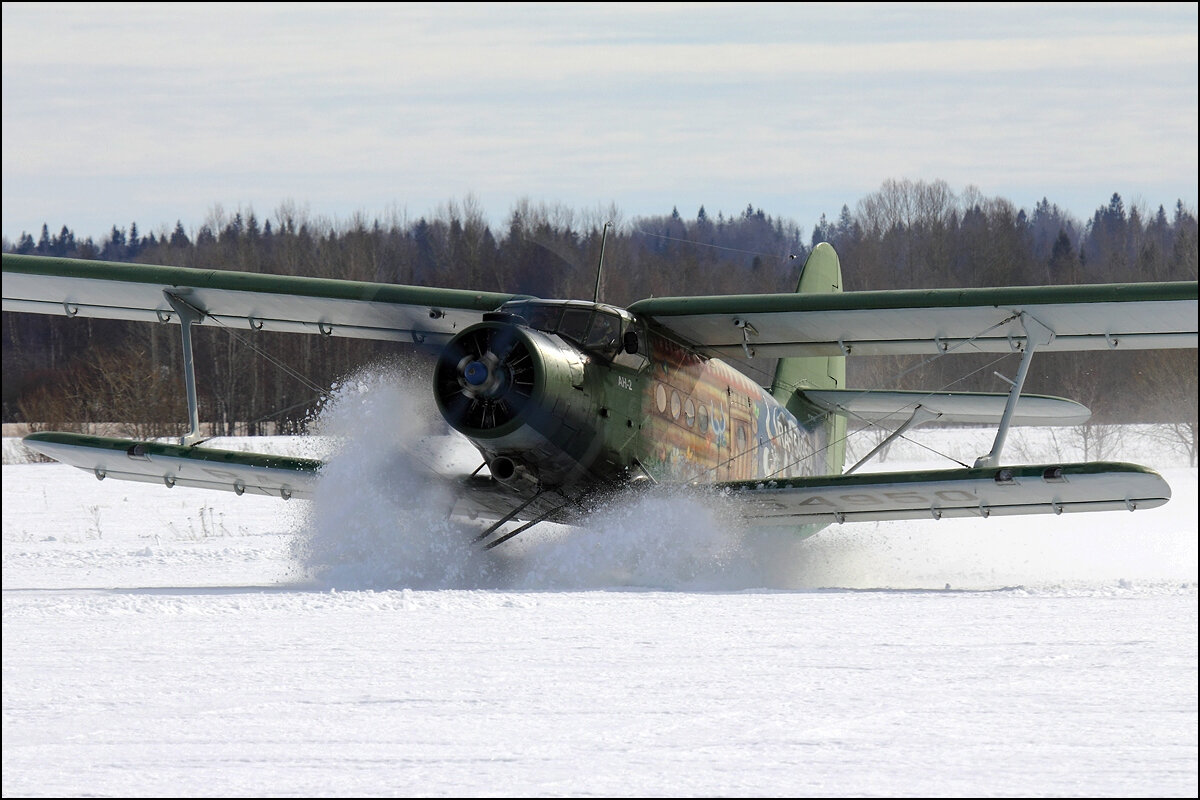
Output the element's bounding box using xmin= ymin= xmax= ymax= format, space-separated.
xmin=683 ymin=398 xmax=696 ymax=427
xmin=697 ymin=404 xmax=709 ymax=434
xmin=655 ymin=382 xmax=667 ymax=414
xmin=670 ymin=390 xmax=682 ymax=420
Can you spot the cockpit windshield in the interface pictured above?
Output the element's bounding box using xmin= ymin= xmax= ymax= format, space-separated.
xmin=520 ymin=304 xmax=563 ymax=332
xmin=501 ymin=300 xmax=633 ymax=361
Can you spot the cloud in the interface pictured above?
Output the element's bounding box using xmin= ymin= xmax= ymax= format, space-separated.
xmin=3 ymin=3 xmax=1196 ymax=240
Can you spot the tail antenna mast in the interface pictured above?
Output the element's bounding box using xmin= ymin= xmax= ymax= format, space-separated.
xmin=592 ymin=221 xmax=613 ymax=303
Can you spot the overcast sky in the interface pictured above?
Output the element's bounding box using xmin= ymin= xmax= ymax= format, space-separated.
xmin=2 ymin=2 xmax=1196 ymax=244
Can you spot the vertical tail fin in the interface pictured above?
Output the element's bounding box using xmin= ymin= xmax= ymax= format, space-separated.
xmin=771 ymin=242 xmax=847 ymax=475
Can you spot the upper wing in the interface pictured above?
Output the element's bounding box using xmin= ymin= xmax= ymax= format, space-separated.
xmin=2 ymin=254 xmax=527 ymax=345
xmin=629 ymin=282 xmax=1198 ymax=358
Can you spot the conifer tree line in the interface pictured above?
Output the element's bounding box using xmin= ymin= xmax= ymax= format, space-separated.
xmin=2 ymin=180 xmax=1197 ymax=458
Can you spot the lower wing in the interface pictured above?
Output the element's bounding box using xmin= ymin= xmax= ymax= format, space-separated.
xmin=20 ymin=431 xmax=536 ymax=521
xmin=22 ymin=432 xmax=323 ymax=500
xmin=23 ymin=433 xmax=1171 ymax=530
xmin=719 ymin=462 xmax=1171 ymax=524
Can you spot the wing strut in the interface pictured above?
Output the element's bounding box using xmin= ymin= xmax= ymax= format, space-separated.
xmin=471 ymin=489 xmax=548 ymax=544
xmin=482 ymin=500 xmax=572 ymax=550
xmin=974 ymin=312 xmax=1054 ymax=468
xmin=164 ymin=291 xmax=206 ymax=446
xmin=846 ymin=404 xmax=940 ymax=474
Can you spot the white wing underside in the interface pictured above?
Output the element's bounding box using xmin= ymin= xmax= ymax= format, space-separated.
xmin=5 ymin=256 xmax=1196 ymax=358
xmin=629 ymin=285 xmax=1197 ymax=357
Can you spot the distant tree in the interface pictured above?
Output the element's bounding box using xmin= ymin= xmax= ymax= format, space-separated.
xmin=221 ymin=212 xmax=243 ymax=244
xmin=1107 ymin=192 xmax=1125 ymax=222
xmin=1171 ymin=207 xmax=1198 ymax=280
xmin=169 ymin=221 xmax=190 ymax=248
xmin=412 ymin=218 xmax=437 ymax=283
xmin=1048 ymin=229 xmax=1080 ymax=282
xmin=811 ymin=213 xmax=830 ymax=247
xmin=102 ymin=225 xmax=126 ymax=260
xmin=55 ymin=225 xmax=75 ymax=257
xmin=1141 ymin=349 xmax=1198 ymax=465
xmin=1174 ymin=199 xmax=1192 ymax=226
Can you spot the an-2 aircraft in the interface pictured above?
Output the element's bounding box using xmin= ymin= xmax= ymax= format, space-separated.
xmin=2 ymin=244 xmax=1197 ymax=548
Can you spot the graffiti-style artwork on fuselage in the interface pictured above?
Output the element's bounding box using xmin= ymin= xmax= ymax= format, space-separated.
xmin=639 ymin=331 xmax=829 ymax=483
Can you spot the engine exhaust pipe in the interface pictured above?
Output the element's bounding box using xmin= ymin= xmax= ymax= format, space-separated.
xmin=488 ymin=456 xmax=539 ymax=491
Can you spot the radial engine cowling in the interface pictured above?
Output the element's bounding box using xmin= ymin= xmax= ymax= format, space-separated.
xmin=433 ymin=320 xmax=599 ymax=487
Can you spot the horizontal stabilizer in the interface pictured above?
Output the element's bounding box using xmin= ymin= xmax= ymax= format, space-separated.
xmin=720 ymin=462 xmax=1170 ymax=524
xmin=22 ymin=432 xmax=322 ymax=500
xmin=802 ymin=389 xmax=1091 ymax=426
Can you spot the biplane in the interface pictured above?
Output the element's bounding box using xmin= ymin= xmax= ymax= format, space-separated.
xmin=3 ymin=243 xmax=1196 ymax=548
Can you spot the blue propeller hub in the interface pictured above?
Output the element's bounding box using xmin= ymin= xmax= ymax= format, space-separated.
xmin=463 ymin=360 xmax=489 ymax=386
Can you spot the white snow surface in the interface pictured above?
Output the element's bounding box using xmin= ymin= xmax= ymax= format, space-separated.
xmin=3 ymin=373 xmax=1197 ymax=796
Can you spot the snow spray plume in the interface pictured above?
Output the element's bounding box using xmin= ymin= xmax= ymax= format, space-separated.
xmin=508 ymin=486 xmax=750 ymax=590
xmin=289 ymin=364 xmax=764 ymax=590
xmin=291 ymin=365 xmax=496 ymax=589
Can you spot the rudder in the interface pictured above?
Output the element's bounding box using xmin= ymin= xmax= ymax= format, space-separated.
xmin=770 ymin=242 xmax=847 ymax=475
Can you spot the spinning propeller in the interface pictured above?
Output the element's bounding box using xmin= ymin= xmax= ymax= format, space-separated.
xmin=435 ymin=320 xmax=536 ymax=431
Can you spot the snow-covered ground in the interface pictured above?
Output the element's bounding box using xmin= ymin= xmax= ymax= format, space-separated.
xmin=3 ymin=394 xmax=1197 ymax=795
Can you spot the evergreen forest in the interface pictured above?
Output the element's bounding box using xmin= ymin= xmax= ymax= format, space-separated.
xmin=3 ymin=180 xmax=1197 ymax=462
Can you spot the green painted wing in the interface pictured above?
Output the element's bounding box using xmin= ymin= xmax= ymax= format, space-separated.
xmin=21 ymin=431 xmax=530 ymax=520
xmin=719 ymin=461 xmax=1171 ymax=525
xmin=23 ymin=432 xmax=323 ymax=499
xmin=2 ymin=254 xmax=528 ymax=345
xmin=630 ymin=281 xmax=1198 ymax=357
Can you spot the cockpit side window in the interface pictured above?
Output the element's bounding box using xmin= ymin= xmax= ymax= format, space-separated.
xmin=558 ymin=307 xmax=592 ymax=345
xmin=584 ymin=312 xmax=621 ymax=357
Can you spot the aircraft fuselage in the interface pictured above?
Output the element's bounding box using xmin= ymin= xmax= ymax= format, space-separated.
xmin=434 ymin=299 xmax=835 ymax=495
